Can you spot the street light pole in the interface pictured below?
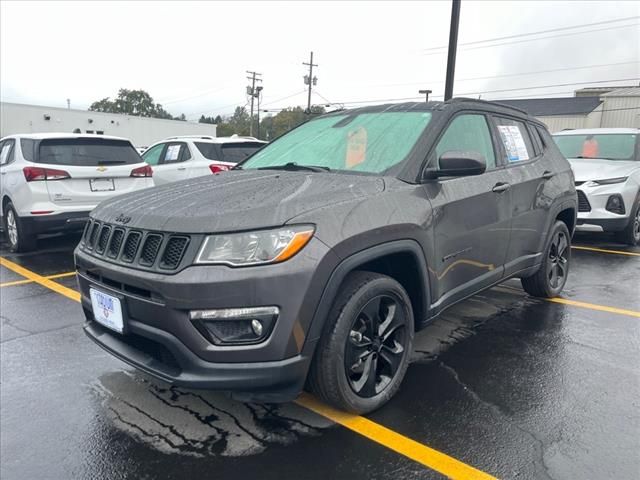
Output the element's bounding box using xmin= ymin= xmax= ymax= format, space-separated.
xmin=444 ymin=0 xmax=461 ymax=101
xmin=418 ymin=89 xmax=432 ymax=102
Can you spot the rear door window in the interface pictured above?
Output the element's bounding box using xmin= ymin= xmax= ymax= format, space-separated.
xmin=160 ymin=142 xmax=190 ymax=164
xmin=37 ymin=138 xmax=141 ymax=166
xmin=493 ymin=117 xmax=535 ymax=163
xmin=435 ymin=114 xmax=496 ymax=170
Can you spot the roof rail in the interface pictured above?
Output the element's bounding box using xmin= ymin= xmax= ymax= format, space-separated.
xmin=165 ymin=135 xmax=216 ymax=140
xmin=445 ymin=97 xmax=530 ymax=116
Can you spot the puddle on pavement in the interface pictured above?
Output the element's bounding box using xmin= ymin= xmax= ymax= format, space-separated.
xmin=92 ymin=371 xmax=332 ymax=458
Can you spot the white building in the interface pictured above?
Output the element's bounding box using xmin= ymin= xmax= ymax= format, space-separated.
xmin=0 ymin=102 xmax=216 ymax=147
xmin=499 ymin=86 xmax=640 ymax=132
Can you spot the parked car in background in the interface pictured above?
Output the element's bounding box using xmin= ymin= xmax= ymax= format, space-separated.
xmin=77 ymin=99 xmax=577 ymax=413
xmin=553 ymin=128 xmax=639 ymax=245
xmin=0 ymin=133 xmax=153 ymax=252
xmin=141 ymin=135 xmax=266 ymax=185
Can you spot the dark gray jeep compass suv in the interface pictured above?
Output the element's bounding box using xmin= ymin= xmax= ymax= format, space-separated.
xmin=76 ymin=99 xmax=577 ymax=413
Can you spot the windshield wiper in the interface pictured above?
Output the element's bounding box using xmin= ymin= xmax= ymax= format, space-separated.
xmin=257 ymin=162 xmax=331 ymax=172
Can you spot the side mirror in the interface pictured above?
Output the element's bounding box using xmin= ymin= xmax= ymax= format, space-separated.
xmin=424 ymin=151 xmax=487 ymax=179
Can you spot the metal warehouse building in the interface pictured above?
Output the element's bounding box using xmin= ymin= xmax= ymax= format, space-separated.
xmin=0 ymin=102 xmax=217 ymax=147
xmin=500 ymin=86 xmax=640 ymax=132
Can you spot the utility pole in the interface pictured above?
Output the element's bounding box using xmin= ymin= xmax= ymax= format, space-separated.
xmin=418 ymin=89 xmax=432 ymax=102
xmin=303 ymin=51 xmax=318 ymax=114
xmin=444 ymin=0 xmax=461 ymax=101
xmin=246 ymin=71 xmax=262 ymax=136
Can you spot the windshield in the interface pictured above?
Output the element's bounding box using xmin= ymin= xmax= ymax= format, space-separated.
xmin=241 ymin=111 xmax=432 ymax=174
xmin=37 ymin=138 xmax=141 ymax=166
xmin=553 ymin=133 xmax=637 ymax=161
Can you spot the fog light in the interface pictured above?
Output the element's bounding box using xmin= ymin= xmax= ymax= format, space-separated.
xmin=190 ymin=307 xmax=278 ymax=345
xmin=605 ymin=194 xmax=625 ymax=214
xmin=251 ymin=319 xmax=263 ymax=336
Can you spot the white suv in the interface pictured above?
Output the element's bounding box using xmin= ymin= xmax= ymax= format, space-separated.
xmin=553 ymin=128 xmax=640 ymax=245
xmin=0 ymin=133 xmax=154 ymax=252
xmin=141 ymin=135 xmax=266 ymax=185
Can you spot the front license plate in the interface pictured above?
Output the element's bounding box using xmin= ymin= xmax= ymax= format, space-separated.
xmin=90 ymin=288 xmax=124 ymax=333
xmin=89 ymin=178 xmax=115 ymax=192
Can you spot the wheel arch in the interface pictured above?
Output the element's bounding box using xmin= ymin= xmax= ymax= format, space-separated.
xmin=303 ymin=239 xmax=431 ymax=356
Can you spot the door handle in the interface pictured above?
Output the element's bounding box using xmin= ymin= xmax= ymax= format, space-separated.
xmin=542 ymin=170 xmax=555 ymax=180
xmin=177 ymin=167 xmax=187 ymax=171
xmin=492 ymin=182 xmax=511 ymax=193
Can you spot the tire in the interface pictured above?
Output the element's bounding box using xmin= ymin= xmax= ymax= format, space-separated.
xmin=521 ymin=220 xmax=571 ymax=298
xmin=3 ymin=202 xmax=37 ymax=253
xmin=307 ymin=271 xmax=414 ymax=414
xmin=614 ymin=198 xmax=640 ymax=246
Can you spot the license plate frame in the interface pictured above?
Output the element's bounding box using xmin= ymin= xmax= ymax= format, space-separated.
xmin=89 ymin=178 xmax=115 ymax=192
xmin=90 ymin=288 xmax=125 ymax=333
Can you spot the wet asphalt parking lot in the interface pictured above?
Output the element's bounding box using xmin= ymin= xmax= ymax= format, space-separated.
xmin=1 ymin=232 xmax=638 ymax=480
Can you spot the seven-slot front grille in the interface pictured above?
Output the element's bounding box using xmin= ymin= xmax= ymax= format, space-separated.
xmin=82 ymin=220 xmax=191 ymax=271
xmin=577 ymin=190 xmax=591 ymax=212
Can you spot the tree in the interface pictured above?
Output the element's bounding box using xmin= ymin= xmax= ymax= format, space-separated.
xmin=89 ymin=89 xmax=185 ymax=121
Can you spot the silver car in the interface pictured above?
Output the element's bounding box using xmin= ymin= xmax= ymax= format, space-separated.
xmin=553 ymin=128 xmax=640 ymax=245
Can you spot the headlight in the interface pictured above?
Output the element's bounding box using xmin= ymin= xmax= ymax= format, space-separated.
xmin=195 ymin=225 xmax=315 ymax=266
xmin=592 ymin=176 xmax=628 ymax=185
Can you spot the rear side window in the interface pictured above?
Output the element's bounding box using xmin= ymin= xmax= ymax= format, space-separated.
xmin=38 ymin=138 xmax=141 ymax=166
xmin=194 ymin=142 xmax=218 ymax=160
xmin=435 ymin=114 xmax=496 ymax=170
xmin=494 ymin=117 xmax=535 ymax=163
xmin=20 ymin=139 xmax=36 ymax=161
xmin=220 ymin=142 xmax=264 ymax=163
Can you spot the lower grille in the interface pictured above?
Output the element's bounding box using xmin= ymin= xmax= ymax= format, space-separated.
xmin=577 ymin=190 xmax=591 ymax=212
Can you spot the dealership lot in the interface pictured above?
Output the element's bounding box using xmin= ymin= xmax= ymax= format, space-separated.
xmin=0 ymin=232 xmax=637 ymax=480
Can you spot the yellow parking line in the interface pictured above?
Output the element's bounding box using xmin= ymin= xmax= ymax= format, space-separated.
xmin=0 ymin=257 xmax=80 ymax=302
xmin=1 ymin=255 xmax=498 ymax=479
xmin=0 ymin=271 xmax=76 ymax=288
xmin=572 ymin=245 xmax=640 ymax=257
xmin=296 ymin=393 xmax=496 ymax=479
xmin=547 ymin=297 xmax=640 ymax=318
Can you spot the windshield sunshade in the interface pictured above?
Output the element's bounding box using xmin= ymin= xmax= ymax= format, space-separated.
xmin=241 ymin=111 xmax=433 ymax=174
xmin=553 ymin=133 xmax=637 ymax=161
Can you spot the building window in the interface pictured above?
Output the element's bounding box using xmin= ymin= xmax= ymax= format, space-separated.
xmin=86 ymin=130 xmax=94 ymax=134
xmin=96 ymin=131 xmax=104 ymax=135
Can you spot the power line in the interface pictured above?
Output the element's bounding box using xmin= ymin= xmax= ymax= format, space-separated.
xmin=422 ymin=16 xmax=640 ymax=51
xmin=327 ymin=78 xmax=639 ymax=106
xmin=262 ymin=89 xmax=307 ymax=107
xmin=422 ymin=22 xmax=639 ymax=56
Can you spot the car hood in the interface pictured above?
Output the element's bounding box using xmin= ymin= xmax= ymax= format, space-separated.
xmin=568 ymin=158 xmax=639 ymax=182
xmin=91 ymin=169 xmax=386 ymax=233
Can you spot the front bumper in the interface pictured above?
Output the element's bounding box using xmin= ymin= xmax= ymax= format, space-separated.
xmin=575 ymin=182 xmax=638 ymax=232
xmin=76 ymin=237 xmax=338 ymax=399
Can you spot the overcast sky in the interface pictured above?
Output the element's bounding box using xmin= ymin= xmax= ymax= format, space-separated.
xmin=1 ymin=1 xmax=638 ymax=121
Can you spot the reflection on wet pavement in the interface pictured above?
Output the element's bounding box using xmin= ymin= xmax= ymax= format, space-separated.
xmin=93 ymin=371 xmax=332 ymax=458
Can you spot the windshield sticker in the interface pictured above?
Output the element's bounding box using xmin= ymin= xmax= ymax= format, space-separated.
xmin=346 ymin=127 xmax=367 ymax=169
xmin=166 ymin=144 xmax=181 ymax=161
xmin=498 ymin=125 xmax=529 ymax=162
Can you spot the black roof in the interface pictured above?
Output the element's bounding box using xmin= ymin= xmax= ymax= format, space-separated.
xmin=498 ymin=97 xmax=602 ymax=117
